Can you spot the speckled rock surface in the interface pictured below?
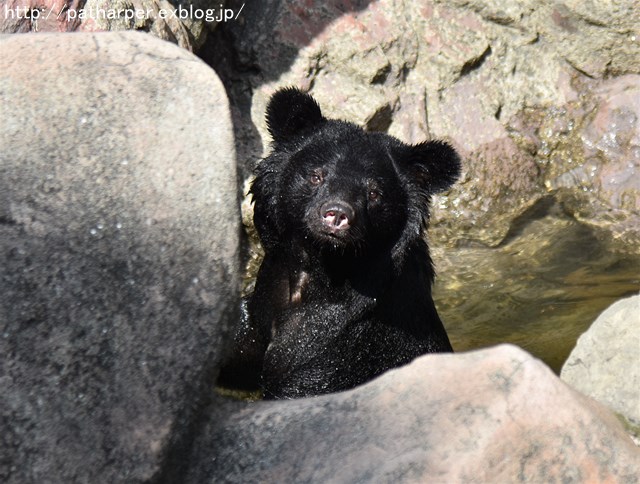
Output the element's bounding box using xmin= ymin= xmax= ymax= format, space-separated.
xmin=0 ymin=32 xmax=239 ymax=483
xmin=189 ymin=345 xmax=640 ymax=483
xmin=562 ymin=294 xmax=640 ymax=436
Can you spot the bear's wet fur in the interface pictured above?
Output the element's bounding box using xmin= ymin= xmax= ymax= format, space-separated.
xmin=218 ymin=87 xmax=461 ymax=399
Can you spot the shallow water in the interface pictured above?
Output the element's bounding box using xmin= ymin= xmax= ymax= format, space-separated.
xmin=432 ymin=214 xmax=640 ymax=373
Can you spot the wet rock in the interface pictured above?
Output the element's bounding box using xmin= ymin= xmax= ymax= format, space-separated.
xmin=562 ymin=294 xmax=640 ymax=440
xmin=511 ymin=75 xmax=640 ymax=252
xmin=0 ymin=32 xmax=239 ymax=483
xmin=190 ymin=345 xmax=640 ymax=483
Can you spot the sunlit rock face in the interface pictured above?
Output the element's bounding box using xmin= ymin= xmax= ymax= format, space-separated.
xmin=562 ymin=294 xmax=640 ymax=443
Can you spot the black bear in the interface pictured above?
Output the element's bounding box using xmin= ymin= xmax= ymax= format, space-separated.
xmin=218 ymin=87 xmax=461 ymax=399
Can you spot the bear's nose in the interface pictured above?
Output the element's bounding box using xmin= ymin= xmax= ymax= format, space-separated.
xmin=321 ymin=202 xmax=354 ymax=231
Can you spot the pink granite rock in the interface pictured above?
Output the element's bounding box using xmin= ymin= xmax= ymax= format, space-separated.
xmin=512 ymin=74 xmax=640 ymax=251
xmin=189 ymin=345 xmax=640 ymax=482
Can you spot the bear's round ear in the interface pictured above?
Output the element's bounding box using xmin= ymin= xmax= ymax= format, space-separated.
xmin=266 ymin=87 xmax=325 ymax=144
xmin=403 ymin=140 xmax=461 ymax=193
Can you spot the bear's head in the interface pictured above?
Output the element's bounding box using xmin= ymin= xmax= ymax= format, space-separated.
xmin=252 ymin=87 xmax=461 ymax=257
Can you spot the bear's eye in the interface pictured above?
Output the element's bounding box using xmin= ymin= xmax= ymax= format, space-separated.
xmin=368 ymin=189 xmax=381 ymax=201
xmin=309 ymin=170 xmax=324 ymax=186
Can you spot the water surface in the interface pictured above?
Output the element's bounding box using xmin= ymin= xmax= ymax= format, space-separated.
xmin=433 ymin=214 xmax=640 ymax=373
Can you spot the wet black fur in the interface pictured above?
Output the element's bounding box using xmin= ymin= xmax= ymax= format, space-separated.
xmin=218 ymin=87 xmax=461 ymax=399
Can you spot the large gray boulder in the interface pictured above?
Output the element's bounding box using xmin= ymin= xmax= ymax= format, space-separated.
xmin=189 ymin=345 xmax=640 ymax=483
xmin=562 ymin=294 xmax=640 ymax=437
xmin=0 ymin=32 xmax=239 ymax=483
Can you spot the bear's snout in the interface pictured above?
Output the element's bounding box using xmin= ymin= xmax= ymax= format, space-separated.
xmin=321 ymin=201 xmax=354 ymax=232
